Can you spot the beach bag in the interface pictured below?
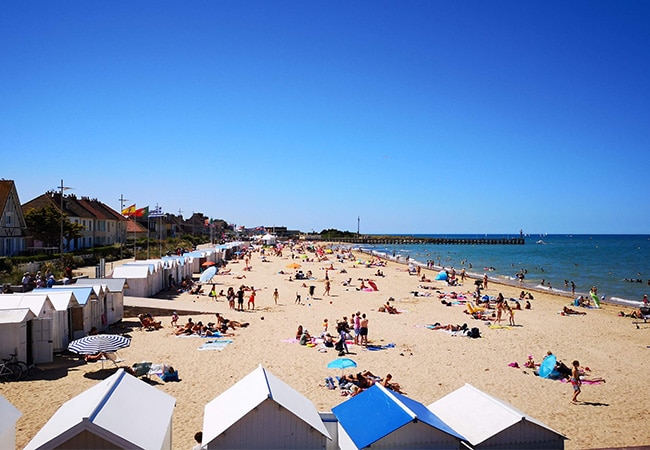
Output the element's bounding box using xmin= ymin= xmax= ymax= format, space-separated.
xmin=335 ymin=340 xmax=344 ymax=351
xmin=468 ymin=327 xmax=481 ymax=338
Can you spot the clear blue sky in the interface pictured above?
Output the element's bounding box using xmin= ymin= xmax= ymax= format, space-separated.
xmin=2 ymin=1 xmax=649 ymax=234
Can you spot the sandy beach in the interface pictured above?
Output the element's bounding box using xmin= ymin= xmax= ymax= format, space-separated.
xmin=2 ymin=245 xmax=649 ymax=450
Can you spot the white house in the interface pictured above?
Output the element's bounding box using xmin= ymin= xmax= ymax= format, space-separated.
xmin=202 ymin=365 xmax=331 ymax=449
xmin=0 ymin=180 xmax=27 ymax=257
xmin=24 ymin=369 xmax=176 ymax=450
xmin=428 ymin=383 xmax=566 ymax=449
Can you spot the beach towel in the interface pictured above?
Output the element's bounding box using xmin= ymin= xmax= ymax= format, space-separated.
xmin=488 ymin=325 xmax=511 ymax=329
xmin=560 ymin=378 xmax=605 ymax=385
xmin=364 ymin=343 xmax=396 ymax=351
xmin=198 ymin=339 xmax=233 ymax=351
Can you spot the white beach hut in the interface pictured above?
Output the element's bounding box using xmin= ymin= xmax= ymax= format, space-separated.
xmin=0 ymin=293 xmax=55 ymax=363
xmin=110 ymin=264 xmax=155 ymax=297
xmin=0 ymin=308 xmax=36 ymax=365
xmin=0 ymin=394 xmax=21 ymax=450
xmin=30 ymin=291 xmax=80 ymax=353
xmin=126 ymin=261 xmax=164 ymax=294
xmin=428 ymin=383 xmax=566 ymax=449
xmin=262 ymin=233 xmax=277 ymax=246
xmin=75 ymin=278 xmax=128 ymax=326
xmin=24 ymin=369 xmax=176 ymax=450
xmin=332 ymin=384 xmax=466 ymax=450
xmin=202 ymin=364 xmax=331 ymax=449
xmin=51 ymin=286 xmax=99 ymax=339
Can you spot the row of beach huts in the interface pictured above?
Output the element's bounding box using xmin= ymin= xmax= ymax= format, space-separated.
xmin=1 ymin=364 xmax=566 ymax=449
xmin=0 ymin=242 xmax=245 ymax=368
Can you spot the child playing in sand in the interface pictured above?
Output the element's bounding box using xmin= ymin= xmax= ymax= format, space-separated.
xmin=171 ymin=311 xmax=179 ymax=327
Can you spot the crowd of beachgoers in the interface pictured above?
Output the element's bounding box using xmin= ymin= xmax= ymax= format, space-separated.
xmin=3 ymin=240 xmax=650 ymax=450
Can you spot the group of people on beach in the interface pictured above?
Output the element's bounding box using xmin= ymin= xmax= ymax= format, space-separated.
xmin=171 ymin=313 xmax=248 ymax=337
xmin=295 ymin=312 xmax=370 ymax=354
xmin=325 ymin=371 xmax=405 ymax=396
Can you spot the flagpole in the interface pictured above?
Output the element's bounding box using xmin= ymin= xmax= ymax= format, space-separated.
xmin=118 ymin=195 xmax=129 ymax=260
xmin=147 ymin=215 xmax=150 ymax=259
xmin=133 ymin=217 xmax=137 ymax=260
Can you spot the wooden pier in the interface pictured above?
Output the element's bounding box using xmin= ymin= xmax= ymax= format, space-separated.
xmin=330 ymin=236 xmax=525 ymax=245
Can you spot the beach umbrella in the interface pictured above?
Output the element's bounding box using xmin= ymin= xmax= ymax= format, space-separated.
xmin=327 ymin=357 xmax=357 ymax=370
xmin=68 ymin=334 xmax=131 ymax=355
xmin=199 ymin=266 xmax=217 ymax=282
xmin=286 ymin=263 xmax=301 ymax=269
xmin=201 ymin=261 xmax=216 ymax=267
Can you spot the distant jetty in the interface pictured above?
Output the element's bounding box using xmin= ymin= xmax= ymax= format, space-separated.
xmin=331 ymin=236 xmax=525 ymax=245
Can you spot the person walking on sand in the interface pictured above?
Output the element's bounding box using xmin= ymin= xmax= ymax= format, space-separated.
xmin=571 ymin=360 xmax=582 ymax=403
xmin=273 ymin=288 xmax=279 ymax=305
xmin=323 ymin=279 xmax=331 ymax=296
xmin=483 ymin=273 xmax=489 ymax=289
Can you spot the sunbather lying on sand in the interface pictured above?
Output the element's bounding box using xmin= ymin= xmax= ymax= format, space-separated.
xmin=215 ymin=313 xmax=249 ymax=331
xmin=562 ymin=306 xmax=587 ymax=315
xmin=429 ymin=323 xmax=468 ymax=332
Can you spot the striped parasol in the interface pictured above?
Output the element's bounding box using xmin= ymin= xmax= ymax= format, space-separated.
xmin=68 ymin=334 xmax=131 ymax=355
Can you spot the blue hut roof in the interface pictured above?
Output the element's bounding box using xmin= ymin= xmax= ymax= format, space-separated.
xmin=332 ymin=384 xmax=465 ymax=449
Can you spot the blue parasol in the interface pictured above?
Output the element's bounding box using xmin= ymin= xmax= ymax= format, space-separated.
xmin=327 ymin=358 xmax=357 ymax=370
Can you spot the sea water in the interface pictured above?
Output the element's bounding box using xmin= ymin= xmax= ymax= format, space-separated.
xmin=356 ymin=234 xmax=650 ymax=307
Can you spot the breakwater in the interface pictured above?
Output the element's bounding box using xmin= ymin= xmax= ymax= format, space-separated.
xmin=332 ymin=236 xmax=525 ymax=245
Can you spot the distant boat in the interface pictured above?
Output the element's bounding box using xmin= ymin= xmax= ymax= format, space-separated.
xmin=536 ymin=240 xmax=546 ymax=245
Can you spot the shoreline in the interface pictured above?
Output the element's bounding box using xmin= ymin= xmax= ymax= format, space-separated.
xmin=354 ymin=246 xmax=645 ymax=310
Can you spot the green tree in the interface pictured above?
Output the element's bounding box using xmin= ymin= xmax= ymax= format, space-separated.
xmin=24 ymin=205 xmax=85 ymax=250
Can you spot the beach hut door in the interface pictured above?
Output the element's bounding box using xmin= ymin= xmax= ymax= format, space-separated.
xmin=31 ymin=319 xmax=53 ymax=364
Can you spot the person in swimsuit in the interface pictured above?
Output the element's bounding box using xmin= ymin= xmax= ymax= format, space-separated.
xmin=571 ymin=360 xmax=582 ymax=403
xmin=359 ymin=313 xmax=369 ymax=346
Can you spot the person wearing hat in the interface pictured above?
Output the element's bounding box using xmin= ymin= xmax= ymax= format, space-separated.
xmin=46 ymin=274 xmax=55 ymax=288
xmin=21 ymin=272 xmax=31 ymax=289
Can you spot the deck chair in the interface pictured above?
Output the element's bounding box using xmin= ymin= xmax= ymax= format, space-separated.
xmin=100 ymin=352 xmax=125 ymax=369
xmin=138 ymin=314 xmax=163 ymax=331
